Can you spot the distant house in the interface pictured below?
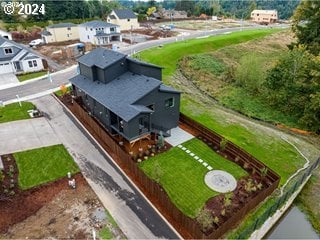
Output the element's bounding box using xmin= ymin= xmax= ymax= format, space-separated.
xmin=41 ymin=23 xmax=79 ymax=44
xmin=107 ymin=9 xmax=139 ymax=31
xmin=79 ymin=21 xmax=121 ymax=45
xmin=70 ymin=48 xmax=181 ymax=142
xmin=154 ymin=9 xmax=188 ymax=19
xmin=251 ymin=10 xmax=278 ymax=24
xmin=0 ymin=36 xmax=44 ymax=74
xmin=0 ymin=29 xmax=12 ymax=40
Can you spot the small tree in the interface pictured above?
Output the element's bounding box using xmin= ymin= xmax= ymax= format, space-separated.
xmin=152 ymin=162 xmax=163 ymax=183
xmin=196 ymin=208 xmax=213 ymax=232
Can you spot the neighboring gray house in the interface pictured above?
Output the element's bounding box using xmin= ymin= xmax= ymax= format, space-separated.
xmin=0 ymin=36 xmax=44 ymax=74
xmin=78 ymin=20 xmax=121 ymax=45
xmin=70 ymin=48 xmax=181 ymax=142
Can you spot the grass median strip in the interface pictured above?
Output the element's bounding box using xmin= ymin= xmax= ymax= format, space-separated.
xmin=14 ymin=144 xmax=79 ymax=189
xmin=17 ymin=71 xmax=47 ymax=82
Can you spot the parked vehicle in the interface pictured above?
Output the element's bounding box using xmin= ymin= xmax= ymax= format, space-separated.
xmin=29 ymin=39 xmax=43 ymax=47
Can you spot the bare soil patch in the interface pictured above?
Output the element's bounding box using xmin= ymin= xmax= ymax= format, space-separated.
xmin=0 ymin=154 xmax=125 ymax=239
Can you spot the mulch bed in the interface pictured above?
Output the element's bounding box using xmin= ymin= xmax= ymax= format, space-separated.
xmin=0 ymin=154 xmax=84 ymax=234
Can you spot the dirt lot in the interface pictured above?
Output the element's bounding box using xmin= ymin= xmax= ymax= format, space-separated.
xmin=34 ymin=40 xmax=80 ymax=67
xmin=0 ymin=155 xmax=124 ymax=239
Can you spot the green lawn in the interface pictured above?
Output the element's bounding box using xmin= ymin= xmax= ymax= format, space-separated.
xmin=17 ymin=71 xmax=47 ymax=82
xmin=181 ymin=98 xmax=304 ymax=186
xmin=139 ymin=138 xmax=248 ymax=218
xmin=0 ymin=102 xmax=35 ymax=123
xmin=14 ymin=144 xmax=79 ymax=189
xmin=137 ymin=28 xmax=281 ymax=83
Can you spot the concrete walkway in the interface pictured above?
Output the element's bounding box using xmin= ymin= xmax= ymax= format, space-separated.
xmin=31 ymin=95 xmax=179 ymax=239
xmin=0 ymin=118 xmax=61 ymax=155
xmin=165 ymin=127 xmax=194 ymax=146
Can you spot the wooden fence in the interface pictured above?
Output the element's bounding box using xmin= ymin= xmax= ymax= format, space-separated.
xmin=68 ymin=100 xmax=280 ymax=239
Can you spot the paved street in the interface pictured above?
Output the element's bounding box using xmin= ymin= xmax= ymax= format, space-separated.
xmin=0 ymin=118 xmax=61 ymax=155
xmin=31 ymin=95 xmax=179 ymax=239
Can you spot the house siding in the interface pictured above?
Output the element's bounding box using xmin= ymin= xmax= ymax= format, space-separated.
xmin=21 ymin=58 xmax=44 ymax=73
xmin=79 ymin=63 xmax=95 ymax=80
xmin=43 ymin=26 xmax=79 ymax=43
xmin=103 ymin=58 xmax=127 ymax=83
xmin=128 ymin=60 xmax=162 ymax=81
xmin=135 ymin=89 xmax=180 ymax=132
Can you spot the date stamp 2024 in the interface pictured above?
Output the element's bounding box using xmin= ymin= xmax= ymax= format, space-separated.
xmin=1 ymin=2 xmax=45 ymax=16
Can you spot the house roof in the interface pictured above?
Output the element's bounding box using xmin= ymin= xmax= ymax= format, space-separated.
xmin=78 ymin=47 xmax=126 ymax=69
xmin=127 ymin=57 xmax=163 ymax=69
xmin=251 ymin=10 xmax=277 ymax=14
xmin=113 ymin=9 xmax=136 ymax=19
xmin=41 ymin=30 xmax=52 ymax=36
xmin=0 ymin=36 xmax=43 ymax=62
xmin=159 ymin=84 xmax=180 ymax=94
xmin=79 ymin=20 xmax=118 ymax=28
xmin=47 ymin=23 xmax=76 ymax=28
xmin=70 ymin=72 xmax=162 ymax=121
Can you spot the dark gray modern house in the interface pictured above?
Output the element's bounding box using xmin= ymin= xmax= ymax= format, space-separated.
xmin=70 ymin=48 xmax=181 ymax=142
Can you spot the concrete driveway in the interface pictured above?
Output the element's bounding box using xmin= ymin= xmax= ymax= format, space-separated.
xmin=0 ymin=118 xmax=61 ymax=155
xmin=0 ymin=73 xmax=19 ymax=87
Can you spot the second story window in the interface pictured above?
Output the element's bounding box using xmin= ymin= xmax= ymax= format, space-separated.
xmin=4 ymin=48 xmax=13 ymax=55
xmin=110 ymin=27 xmax=115 ymax=32
xmin=67 ymin=27 xmax=71 ymax=30
xmin=127 ymin=19 xmax=130 ymax=22
xmin=165 ymin=97 xmax=174 ymax=108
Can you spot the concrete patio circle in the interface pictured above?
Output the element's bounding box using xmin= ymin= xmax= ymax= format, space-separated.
xmin=205 ymin=170 xmax=237 ymax=193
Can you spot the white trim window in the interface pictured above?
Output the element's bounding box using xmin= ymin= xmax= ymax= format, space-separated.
xmin=28 ymin=60 xmax=38 ymax=68
xmin=4 ymin=48 xmax=13 ymax=55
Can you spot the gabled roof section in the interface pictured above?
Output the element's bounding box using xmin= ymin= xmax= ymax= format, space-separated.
xmin=0 ymin=36 xmax=42 ymax=62
xmin=47 ymin=23 xmax=76 ymax=28
xmin=113 ymin=9 xmax=136 ymax=19
xmin=127 ymin=57 xmax=163 ymax=69
xmin=79 ymin=20 xmax=119 ymax=28
xmin=70 ymin=72 xmax=161 ymax=121
xmin=159 ymin=84 xmax=181 ymax=94
xmin=78 ymin=47 xmax=126 ymax=69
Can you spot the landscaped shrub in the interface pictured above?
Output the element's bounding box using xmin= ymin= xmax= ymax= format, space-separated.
xmin=220 ymin=138 xmax=228 ymax=151
xmin=196 ymin=208 xmax=213 ymax=232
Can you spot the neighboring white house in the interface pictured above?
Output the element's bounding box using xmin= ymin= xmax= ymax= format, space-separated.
xmin=107 ymin=9 xmax=139 ymax=30
xmin=79 ymin=20 xmax=121 ymax=45
xmin=0 ymin=29 xmax=12 ymax=40
xmin=0 ymin=36 xmax=44 ymax=74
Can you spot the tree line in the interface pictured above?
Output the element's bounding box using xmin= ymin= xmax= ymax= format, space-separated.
xmin=0 ymin=0 xmax=300 ymax=24
xmin=264 ymin=0 xmax=320 ymax=132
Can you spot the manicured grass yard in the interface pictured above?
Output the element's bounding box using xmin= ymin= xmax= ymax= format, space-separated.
xmin=14 ymin=144 xmax=79 ymax=190
xmin=17 ymin=70 xmax=47 ymax=82
xmin=0 ymin=102 xmax=35 ymax=124
xmin=139 ymin=138 xmax=247 ymax=218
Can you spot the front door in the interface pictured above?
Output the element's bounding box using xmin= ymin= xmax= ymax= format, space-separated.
xmin=14 ymin=62 xmax=22 ymax=72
